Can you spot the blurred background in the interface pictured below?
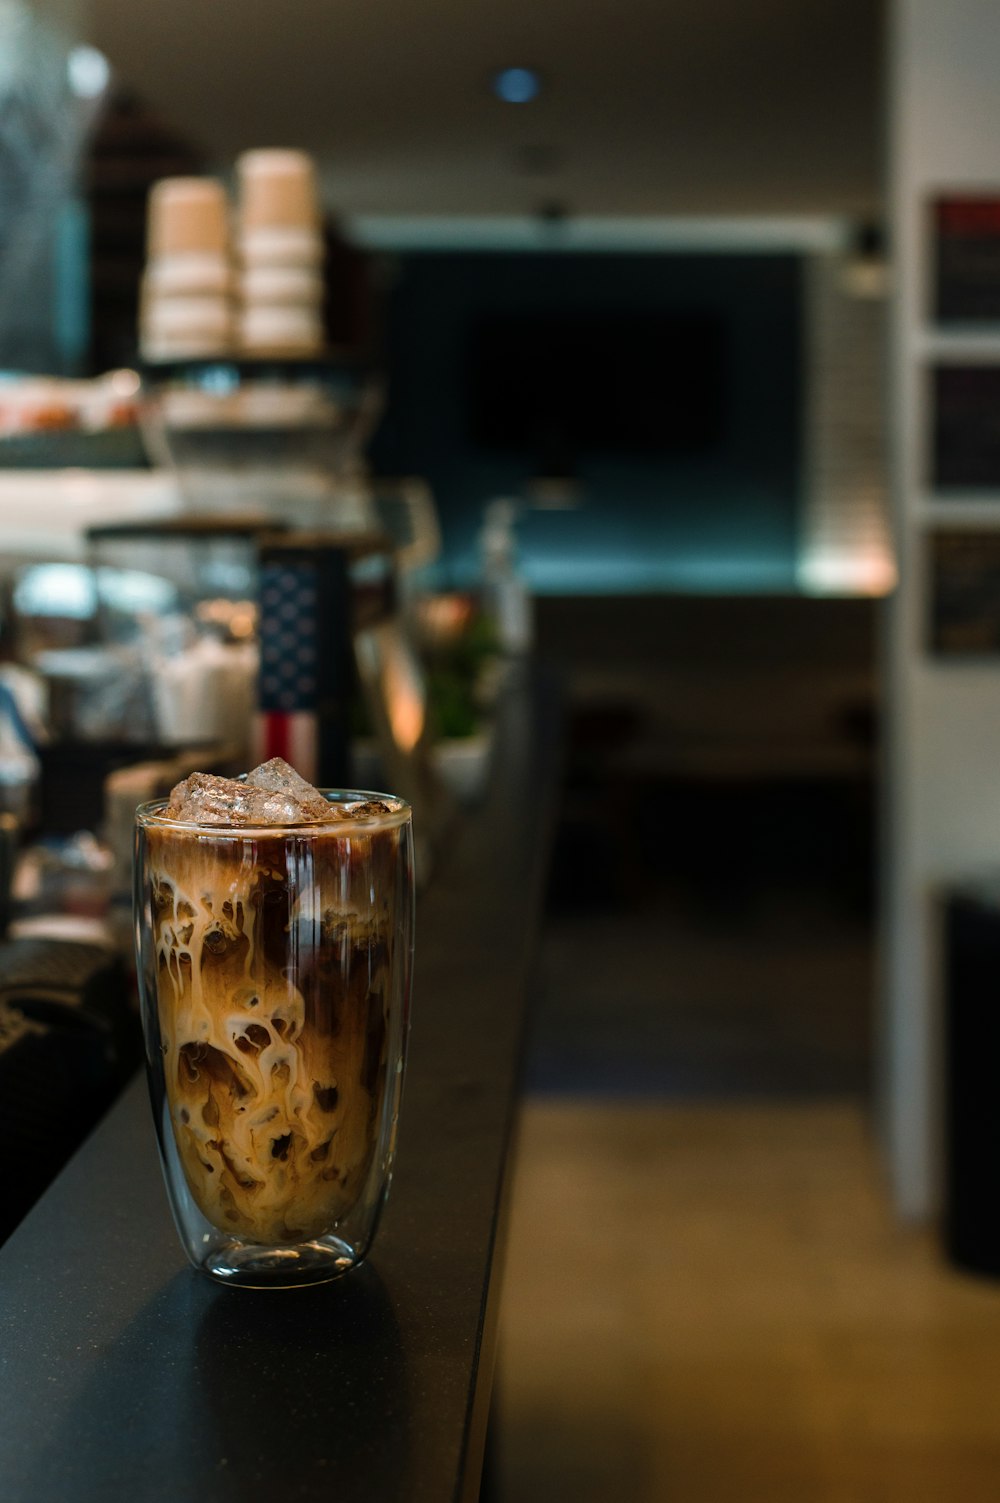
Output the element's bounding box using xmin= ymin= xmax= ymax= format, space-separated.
xmin=6 ymin=0 xmax=1000 ymax=1497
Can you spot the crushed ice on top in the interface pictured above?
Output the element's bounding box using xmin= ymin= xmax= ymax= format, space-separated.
xmin=164 ymin=757 xmax=393 ymax=826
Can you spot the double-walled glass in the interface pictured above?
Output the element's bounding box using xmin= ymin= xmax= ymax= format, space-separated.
xmin=134 ymin=794 xmax=413 ymax=1288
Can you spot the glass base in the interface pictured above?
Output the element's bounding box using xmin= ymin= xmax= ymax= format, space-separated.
xmin=199 ymin=1234 xmax=360 ymax=1289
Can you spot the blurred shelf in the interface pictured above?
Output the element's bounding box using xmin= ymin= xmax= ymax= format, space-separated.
xmin=0 ymin=471 xmax=180 ymax=562
xmin=916 ymin=494 xmax=1000 ymax=525
xmin=914 ymin=328 xmax=1000 ymax=359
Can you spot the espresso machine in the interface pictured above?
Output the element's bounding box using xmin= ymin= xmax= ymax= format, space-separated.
xmin=83 ymin=356 xmax=446 ymax=863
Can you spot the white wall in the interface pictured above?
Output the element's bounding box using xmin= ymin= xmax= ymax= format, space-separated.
xmin=884 ymin=0 xmax=1000 ymax=1215
xmin=798 ymin=252 xmax=894 ymax=596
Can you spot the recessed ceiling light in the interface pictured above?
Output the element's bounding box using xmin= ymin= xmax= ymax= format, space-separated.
xmin=67 ymin=45 xmax=111 ymax=99
xmin=492 ymin=67 xmax=542 ymax=105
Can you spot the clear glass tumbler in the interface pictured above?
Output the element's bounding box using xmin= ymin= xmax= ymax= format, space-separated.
xmin=133 ymin=793 xmax=413 ymax=1288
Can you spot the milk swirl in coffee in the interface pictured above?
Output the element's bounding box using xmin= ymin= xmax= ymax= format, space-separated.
xmin=145 ymin=759 xmax=405 ymax=1245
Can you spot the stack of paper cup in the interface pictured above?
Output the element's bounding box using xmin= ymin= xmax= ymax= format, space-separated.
xmin=140 ymin=179 xmax=234 ymax=361
xmin=236 ymin=150 xmax=325 ymax=356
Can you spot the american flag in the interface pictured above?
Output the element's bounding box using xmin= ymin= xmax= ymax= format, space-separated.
xmin=254 ymin=557 xmax=320 ymax=781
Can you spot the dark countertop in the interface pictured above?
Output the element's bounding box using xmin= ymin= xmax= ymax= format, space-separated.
xmin=0 ymin=667 xmax=559 ymax=1503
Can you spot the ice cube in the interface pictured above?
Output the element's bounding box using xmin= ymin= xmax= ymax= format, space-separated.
xmin=165 ymin=769 xmax=335 ymax=826
xmin=163 ymin=760 xmax=393 ymax=826
xmin=165 ymin=772 xmax=249 ymax=825
xmin=244 ymin=757 xmax=335 ymax=820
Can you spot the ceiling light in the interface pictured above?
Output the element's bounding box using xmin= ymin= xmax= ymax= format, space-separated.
xmin=492 ymin=68 xmax=542 ymax=105
xmin=67 ymin=45 xmax=111 ymax=100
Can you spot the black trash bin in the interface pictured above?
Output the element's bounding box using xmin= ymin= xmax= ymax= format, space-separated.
xmin=944 ymin=885 xmax=1000 ymax=1276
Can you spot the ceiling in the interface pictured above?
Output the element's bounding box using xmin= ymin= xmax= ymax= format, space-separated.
xmin=87 ymin=0 xmax=883 ymax=224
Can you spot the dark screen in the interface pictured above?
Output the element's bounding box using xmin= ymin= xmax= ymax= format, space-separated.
xmin=466 ymin=312 xmax=727 ymax=460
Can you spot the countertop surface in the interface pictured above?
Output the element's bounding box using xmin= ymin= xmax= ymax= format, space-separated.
xmin=0 ymin=667 xmax=559 ymax=1503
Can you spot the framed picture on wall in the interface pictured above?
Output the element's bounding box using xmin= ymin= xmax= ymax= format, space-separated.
xmin=928 ymin=529 xmax=1000 ymax=654
xmin=933 ymin=196 xmax=1000 ymax=322
xmin=932 ymin=364 xmax=1000 ymax=490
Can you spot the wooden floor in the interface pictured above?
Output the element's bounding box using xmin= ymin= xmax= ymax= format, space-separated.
xmin=497 ymin=1101 xmax=1000 ymax=1502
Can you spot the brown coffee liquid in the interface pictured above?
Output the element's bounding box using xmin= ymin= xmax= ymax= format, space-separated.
xmin=146 ymin=822 xmax=401 ymax=1244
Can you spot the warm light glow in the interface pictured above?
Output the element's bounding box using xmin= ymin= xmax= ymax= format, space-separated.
xmin=195 ymin=598 xmax=258 ymax=639
xmin=109 ymin=368 xmax=141 ymax=398
xmin=839 ymin=259 xmax=891 ymax=300
xmin=798 ymin=545 xmax=897 ymax=597
xmin=415 ymin=593 xmax=475 ymax=648
xmin=384 ymin=642 xmax=425 ymax=753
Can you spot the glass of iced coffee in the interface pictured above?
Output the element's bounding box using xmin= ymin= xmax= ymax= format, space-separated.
xmin=133 ymin=758 xmax=413 ymax=1288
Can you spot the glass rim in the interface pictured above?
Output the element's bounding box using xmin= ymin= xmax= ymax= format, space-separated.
xmin=135 ymin=788 xmax=412 ymax=836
